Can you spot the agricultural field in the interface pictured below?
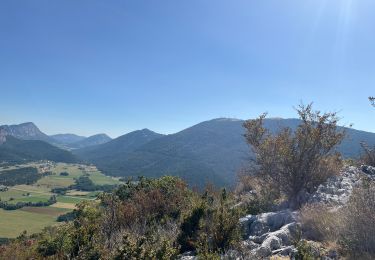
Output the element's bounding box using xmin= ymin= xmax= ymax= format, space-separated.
xmin=0 ymin=207 xmax=71 ymax=238
xmin=0 ymin=162 xmax=122 ymax=238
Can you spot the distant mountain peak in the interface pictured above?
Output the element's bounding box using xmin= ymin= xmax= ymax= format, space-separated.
xmin=17 ymin=121 xmax=37 ymax=126
xmin=90 ymin=133 xmax=110 ymax=138
xmin=67 ymin=133 xmax=112 ymax=149
xmin=50 ymin=133 xmax=87 ymax=145
xmin=210 ymin=118 xmax=242 ymax=122
xmin=139 ymin=128 xmax=158 ymax=134
xmin=0 ymin=122 xmax=52 ymax=142
xmin=267 ymin=117 xmax=284 ymax=120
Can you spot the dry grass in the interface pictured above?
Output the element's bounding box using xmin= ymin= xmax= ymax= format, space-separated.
xmin=66 ymin=190 xmax=90 ymax=196
xmin=300 ymin=203 xmax=342 ymax=242
xmin=300 ymin=181 xmax=375 ymax=258
xmin=20 ymin=207 xmax=69 ymax=217
xmin=360 ymin=143 xmax=375 ymax=167
xmin=270 ymin=256 xmax=290 ymax=260
xmin=339 ymin=181 xmax=375 ymax=256
xmin=50 ymin=202 xmax=76 ymax=209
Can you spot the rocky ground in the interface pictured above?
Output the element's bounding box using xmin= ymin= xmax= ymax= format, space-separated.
xmin=179 ymin=165 xmax=375 ymax=260
xmin=238 ymin=165 xmax=375 ymax=259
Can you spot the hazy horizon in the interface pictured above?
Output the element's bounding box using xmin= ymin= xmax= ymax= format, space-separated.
xmin=1 ymin=0 xmax=374 ymax=137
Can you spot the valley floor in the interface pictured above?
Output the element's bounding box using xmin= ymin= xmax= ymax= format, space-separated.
xmin=0 ymin=162 xmax=122 ymax=238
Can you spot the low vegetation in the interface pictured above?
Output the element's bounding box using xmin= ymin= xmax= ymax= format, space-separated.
xmin=360 ymin=142 xmax=375 ymax=167
xmin=339 ymin=180 xmax=375 ymax=257
xmin=71 ymin=175 xmax=117 ymax=192
xmin=0 ymin=196 xmax=56 ymax=210
xmin=298 ymin=180 xmax=375 ymax=259
xmin=0 ymin=176 xmax=242 ymax=259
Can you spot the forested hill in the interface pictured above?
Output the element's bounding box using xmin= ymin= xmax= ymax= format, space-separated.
xmin=0 ymin=136 xmax=78 ymax=164
xmin=75 ymin=118 xmax=375 ymax=187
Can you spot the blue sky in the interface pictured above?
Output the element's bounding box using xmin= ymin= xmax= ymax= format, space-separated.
xmin=0 ymin=0 xmax=374 ymax=137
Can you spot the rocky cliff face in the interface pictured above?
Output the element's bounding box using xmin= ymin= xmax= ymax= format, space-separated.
xmin=0 ymin=128 xmax=7 ymax=144
xmin=0 ymin=122 xmax=52 ymax=142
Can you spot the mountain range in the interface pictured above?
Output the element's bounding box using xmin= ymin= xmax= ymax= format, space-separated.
xmin=1 ymin=119 xmax=375 ymax=186
xmin=0 ymin=122 xmax=52 ymax=143
xmin=74 ymin=118 xmax=375 ymax=186
xmin=0 ymin=123 xmax=111 ymax=149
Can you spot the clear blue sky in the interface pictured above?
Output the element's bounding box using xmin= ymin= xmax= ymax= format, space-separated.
xmin=0 ymin=0 xmax=374 ymax=137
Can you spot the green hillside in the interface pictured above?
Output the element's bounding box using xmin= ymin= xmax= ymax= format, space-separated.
xmin=0 ymin=136 xmax=79 ymax=164
xmin=75 ymin=118 xmax=375 ymax=187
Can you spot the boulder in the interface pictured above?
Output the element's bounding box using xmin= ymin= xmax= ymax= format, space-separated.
xmin=308 ymin=166 xmax=362 ymax=207
xmin=177 ymin=252 xmax=198 ymax=260
xmin=361 ymin=165 xmax=375 ymax=176
xmin=241 ymin=210 xmax=297 ymax=238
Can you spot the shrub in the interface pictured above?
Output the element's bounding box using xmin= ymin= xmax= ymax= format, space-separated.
xmin=295 ymin=240 xmax=328 ymax=260
xmin=115 ymin=176 xmax=191 ymax=225
xmin=236 ymin=173 xmax=279 ymax=214
xmin=360 ymin=142 xmax=375 ymax=167
xmin=177 ymin=187 xmax=242 ymax=255
xmin=178 ymin=205 xmax=205 ymax=252
xmin=57 ymin=211 xmax=77 ymax=222
xmin=99 ymin=176 xmax=192 ymax=254
xmin=194 ymin=189 xmax=241 ymax=255
xmin=115 ymin=229 xmax=179 ymax=260
xmin=339 ymin=180 xmax=375 ymax=257
xmin=51 ymin=187 xmax=69 ymax=195
xmin=59 ymin=172 xmax=69 ymax=176
xmin=243 ymin=104 xmax=345 ymax=208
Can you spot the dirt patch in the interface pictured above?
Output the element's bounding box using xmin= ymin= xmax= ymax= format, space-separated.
xmin=20 ymin=207 xmax=65 ymax=217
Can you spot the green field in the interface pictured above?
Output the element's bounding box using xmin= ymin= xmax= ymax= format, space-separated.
xmin=36 ymin=163 xmax=120 ymax=188
xmin=0 ymin=162 xmax=122 ymax=238
xmin=0 ymin=163 xmax=121 ymax=205
xmin=0 ymin=207 xmax=70 ymax=238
